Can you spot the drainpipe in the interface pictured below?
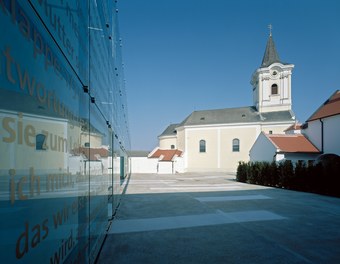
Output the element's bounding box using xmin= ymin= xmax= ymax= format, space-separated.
xmin=319 ymin=119 xmax=324 ymax=153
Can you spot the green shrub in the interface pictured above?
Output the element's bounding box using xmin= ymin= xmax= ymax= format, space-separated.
xmin=248 ymin=162 xmax=262 ymax=184
xmin=235 ymin=159 xmax=339 ymax=197
xmin=268 ymin=161 xmax=278 ymax=187
xmin=278 ymin=160 xmax=294 ymax=188
xmin=294 ymin=160 xmax=308 ymax=191
xmin=260 ymin=161 xmax=277 ymax=186
xmin=236 ymin=161 xmax=248 ymax=183
xmin=319 ymin=159 xmax=340 ymax=196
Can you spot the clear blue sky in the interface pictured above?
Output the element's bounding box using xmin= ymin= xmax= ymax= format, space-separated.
xmin=117 ymin=0 xmax=340 ymax=151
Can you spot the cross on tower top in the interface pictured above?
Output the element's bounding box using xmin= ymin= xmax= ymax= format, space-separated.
xmin=268 ymin=24 xmax=273 ymax=36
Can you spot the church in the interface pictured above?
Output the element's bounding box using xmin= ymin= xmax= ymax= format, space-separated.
xmin=153 ymin=31 xmax=296 ymax=172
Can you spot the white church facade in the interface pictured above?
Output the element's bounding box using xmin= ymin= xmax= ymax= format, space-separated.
xmin=155 ymin=32 xmax=297 ymax=172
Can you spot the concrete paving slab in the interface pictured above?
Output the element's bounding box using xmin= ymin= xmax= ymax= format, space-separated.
xmin=97 ymin=173 xmax=340 ymax=264
xmin=109 ymin=210 xmax=285 ymax=234
xmin=195 ymin=194 xmax=272 ymax=202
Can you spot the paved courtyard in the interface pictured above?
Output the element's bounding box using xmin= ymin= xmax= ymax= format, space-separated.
xmin=97 ymin=173 xmax=340 ymax=264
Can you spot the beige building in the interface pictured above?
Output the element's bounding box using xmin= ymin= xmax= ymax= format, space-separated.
xmin=156 ymin=33 xmax=296 ymax=172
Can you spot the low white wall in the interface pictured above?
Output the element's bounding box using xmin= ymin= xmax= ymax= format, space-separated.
xmin=173 ymin=156 xmax=184 ymax=173
xmin=130 ymin=157 xmax=185 ymax=174
xmin=130 ymin=157 xmax=158 ymax=173
xmin=158 ymin=162 xmax=173 ymax=174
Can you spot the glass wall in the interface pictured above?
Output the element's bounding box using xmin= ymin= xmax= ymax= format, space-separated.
xmin=0 ymin=1 xmax=130 ymax=263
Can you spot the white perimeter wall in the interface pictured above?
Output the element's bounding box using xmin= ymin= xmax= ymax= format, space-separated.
xmin=158 ymin=162 xmax=173 ymax=174
xmin=130 ymin=157 xmax=185 ymax=174
xmin=130 ymin=157 xmax=158 ymax=173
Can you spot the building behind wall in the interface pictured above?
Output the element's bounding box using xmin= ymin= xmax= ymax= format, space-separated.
xmin=302 ymin=90 xmax=340 ymax=156
xmin=250 ymin=90 xmax=340 ymax=164
xmin=0 ymin=1 xmax=130 ymax=263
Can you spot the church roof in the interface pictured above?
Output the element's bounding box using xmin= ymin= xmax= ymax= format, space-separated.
xmin=261 ymin=35 xmax=281 ymax=67
xmin=307 ymin=90 xmax=340 ymax=121
xmin=177 ymin=106 xmax=295 ymax=127
xmin=159 ymin=123 xmax=179 ymax=137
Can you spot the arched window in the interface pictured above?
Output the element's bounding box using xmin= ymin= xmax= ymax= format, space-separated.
xmin=232 ymin=138 xmax=240 ymax=152
xmin=36 ymin=134 xmax=46 ymax=150
xmin=199 ymin=140 xmax=206 ymax=153
xmin=271 ymin=84 xmax=278 ymax=95
xmin=171 ymin=144 xmax=175 ymax=149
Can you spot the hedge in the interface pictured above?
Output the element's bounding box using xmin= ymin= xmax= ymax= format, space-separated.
xmin=236 ymin=160 xmax=340 ymax=197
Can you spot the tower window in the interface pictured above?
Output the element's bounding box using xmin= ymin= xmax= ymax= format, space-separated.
xmin=271 ymin=84 xmax=278 ymax=95
xmin=199 ymin=140 xmax=206 ymax=153
xmin=232 ymin=138 xmax=240 ymax=152
xmin=171 ymin=145 xmax=175 ymax=149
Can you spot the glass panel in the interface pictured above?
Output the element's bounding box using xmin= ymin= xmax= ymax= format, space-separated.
xmin=87 ymin=105 xmax=109 ymax=263
xmin=0 ymin=0 xmax=130 ymax=263
xmin=28 ymin=0 xmax=89 ymax=83
xmin=0 ymin=1 xmax=90 ymax=262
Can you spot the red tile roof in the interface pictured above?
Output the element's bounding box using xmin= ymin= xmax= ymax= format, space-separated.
xmin=73 ymin=147 xmax=109 ymax=161
xmin=266 ymin=134 xmax=320 ymax=153
xmin=149 ymin=149 xmax=183 ymax=161
xmin=308 ymin=90 xmax=340 ymax=121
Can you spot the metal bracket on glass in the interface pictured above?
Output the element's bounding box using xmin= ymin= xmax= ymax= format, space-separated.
xmin=91 ymin=97 xmax=95 ymax=103
xmin=83 ymin=85 xmax=89 ymax=93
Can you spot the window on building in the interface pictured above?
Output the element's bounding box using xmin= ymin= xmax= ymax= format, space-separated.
xmin=36 ymin=134 xmax=46 ymax=150
xmin=199 ymin=140 xmax=206 ymax=153
xmin=271 ymin=84 xmax=278 ymax=95
xmin=171 ymin=144 xmax=175 ymax=149
xmin=84 ymin=142 xmax=90 ymax=147
xmin=269 ymin=130 xmax=273 ymax=134
xmin=232 ymin=138 xmax=240 ymax=152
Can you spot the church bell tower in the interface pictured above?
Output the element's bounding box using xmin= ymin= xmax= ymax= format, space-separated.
xmin=251 ymin=26 xmax=294 ymax=113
